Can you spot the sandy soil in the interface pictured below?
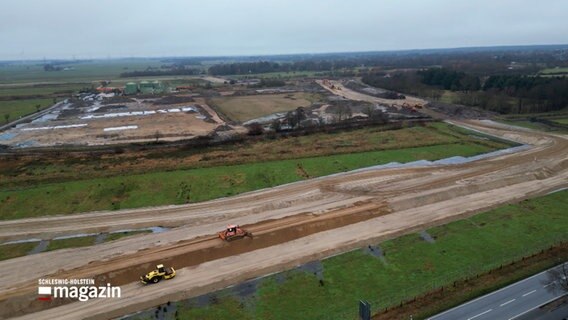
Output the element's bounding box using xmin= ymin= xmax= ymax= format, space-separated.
xmin=316 ymin=79 xmax=427 ymax=107
xmin=2 ymin=100 xmax=225 ymax=148
xmin=0 ymin=107 xmax=566 ymax=318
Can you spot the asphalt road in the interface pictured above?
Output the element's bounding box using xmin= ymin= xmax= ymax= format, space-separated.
xmin=428 ymin=265 xmax=568 ymax=320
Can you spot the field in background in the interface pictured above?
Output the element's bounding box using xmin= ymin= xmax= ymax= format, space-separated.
xmin=0 ymin=59 xmax=211 ymax=122
xmin=0 ymin=98 xmax=54 ymax=123
xmin=0 ymin=144 xmax=497 ymax=220
xmin=539 ymin=67 xmax=568 ymax=76
xmin=0 ymin=59 xmax=168 ymax=84
xmin=210 ymin=92 xmax=321 ymax=122
xmin=130 ymin=189 xmax=567 ymax=320
xmin=0 ymin=123 xmax=513 ymax=219
xmin=498 ymin=109 xmax=568 ymax=132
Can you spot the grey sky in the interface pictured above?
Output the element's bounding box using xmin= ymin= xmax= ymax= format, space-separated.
xmin=1 ymin=0 xmax=566 ymax=60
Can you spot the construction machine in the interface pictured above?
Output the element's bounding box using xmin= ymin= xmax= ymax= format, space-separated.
xmin=218 ymin=224 xmax=253 ymax=241
xmin=140 ymin=264 xmax=176 ymax=284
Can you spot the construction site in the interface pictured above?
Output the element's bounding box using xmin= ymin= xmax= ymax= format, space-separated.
xmin=0 ymin=76 xmax=566 ymax=319
xmin=0 ymin=78 xmax=429 ymax=149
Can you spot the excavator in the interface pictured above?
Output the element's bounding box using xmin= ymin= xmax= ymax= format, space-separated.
xmin=218 ymin=224 xmax=253 ymax=241
xmin=140 ymin=264 xmax=176 ymax=284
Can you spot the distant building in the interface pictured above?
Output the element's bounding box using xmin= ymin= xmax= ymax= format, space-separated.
xmin=126 ymin=81 xmax=162 ymax=95
xmin=124 ymin=82 xmax=138 ymax=95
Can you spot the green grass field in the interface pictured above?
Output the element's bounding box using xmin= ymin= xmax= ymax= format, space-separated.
xmin=46 ymin=236 xmax=97 ymax=251
xmin=539 ymin=67 xmax=568 ymax=75
xmin=105 ymin=230 xmax=152 ymax=242
xmin=165 ymin=189 xmax=568 ymax=320
xmin=0 ymin=142 xmax=500 ymax=220
xmin=0 ymin=230 xmax=154 ymax=261
xmin=0 ymin=59 xmax=167 ymax=84
xmin=438 ymin=90 xmax=459 ymax=104
xmin=0 ymin=242 xmax=37 ymax=260
xmin=0 ymin=98 xmax=54 ymax=123
xmin=551 ymin=118 xmax=568 ymax=125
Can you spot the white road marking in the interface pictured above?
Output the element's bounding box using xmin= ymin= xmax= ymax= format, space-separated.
xmin=500 ymin=299 xmax=515 ymax=307
xmin=544 ymin=282 xmax=554 ymax=288
xmin=522 ymin=289 xmax=536 ymax=297
xmin=507 ymin=295 xmax=563 ymax=320
xmin=467 ymin=309 xmax=492 ymax=320
xmin=426 ymin=266 xmax=562 ymax=320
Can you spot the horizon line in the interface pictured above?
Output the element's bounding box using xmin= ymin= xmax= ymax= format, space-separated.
xmin=2 ymin=43 xmax=568 ymax=63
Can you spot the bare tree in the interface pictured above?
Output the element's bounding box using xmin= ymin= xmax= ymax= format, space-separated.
xmin=543 ymin=262 xmax=568 ymax=294
xmin=154 ymin=131 xmax=162 ymax=143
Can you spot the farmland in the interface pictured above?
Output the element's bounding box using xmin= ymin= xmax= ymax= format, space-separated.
xmin=0 ymin=59 xmax=167 ymax=84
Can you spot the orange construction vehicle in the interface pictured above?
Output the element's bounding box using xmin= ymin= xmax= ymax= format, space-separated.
xmin=218 ymin=225 xmax=253 ymax=241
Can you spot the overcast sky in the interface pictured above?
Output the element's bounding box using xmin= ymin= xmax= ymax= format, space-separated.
xmin=1 ymin=0 xmax=567 ymax=60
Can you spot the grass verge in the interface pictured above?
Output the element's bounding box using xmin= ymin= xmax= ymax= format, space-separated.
xmin=46 ymin=236 xmax=97 ymax=251
xmin=0 ymin=242 xmax=37 ymax=260
xmin=2 ymin=123 xmax=509 ymax=189
xmin=1 ymin=142 xmax=500 ymax=220
xmin=375 ymin=243 xmax=568 ymax=319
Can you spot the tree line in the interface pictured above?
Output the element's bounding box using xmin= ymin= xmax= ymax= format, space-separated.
xmin=362 ymin=68 xmax=568 ymax=114
xmin=207 ymin=60 xmax=361 ymax=75
xmin=120 ymin=68 xmax=202 ymax=78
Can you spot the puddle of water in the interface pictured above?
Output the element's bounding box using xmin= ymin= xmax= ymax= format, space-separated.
xmin=296 ymin=260 xmax=324 ymax=281
xmin=230 ymin=278 xmax=260 ymax=300
xmin=420 ymin=230 xmax=436 ymax=243
xmin=52 ymin=233 xmax=99 ymax=240
xmin=28 ymin=240 xmax=49 ymax=255
xmin=94 ymin=233 xmax=108 ymax=244
xmin=364 ymin=245 xmax=388 ymax=264
xmin=31 ymin=113 xmax=59 ymax=123
xmin=14 ymin=140 xmax=38 ymax=148
xmin=0 ymin=132 xmax=16 ymax=140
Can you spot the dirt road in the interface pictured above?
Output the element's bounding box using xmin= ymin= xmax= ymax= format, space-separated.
xmin=0 ymin=86 xmax=566 ymax=319
xmin=316 ymin=79 xmax=427 ymax=107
